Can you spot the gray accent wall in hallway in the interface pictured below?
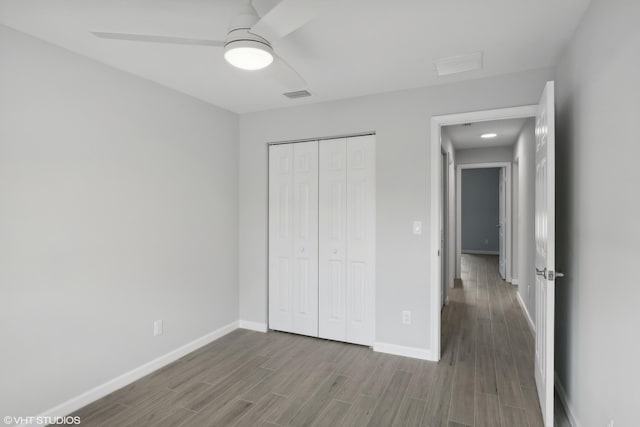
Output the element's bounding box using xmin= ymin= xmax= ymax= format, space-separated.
xmin=0 ymin=25 xmax=239 ymax=418
xmin=461 ymin=168 xmax=500 ymax=253
xmin=555 ymin=1 xmax=640 ymax=426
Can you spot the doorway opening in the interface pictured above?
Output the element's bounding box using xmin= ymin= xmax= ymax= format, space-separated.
xmin=456 ymin=163 xmax=511 ymax=282
xmin=430 ymin=106 xmax=537 ymax=360
xmin=431 ymin=82 xmax=557 ymax=426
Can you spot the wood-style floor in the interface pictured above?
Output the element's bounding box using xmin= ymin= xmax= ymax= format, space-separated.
xmin=68 ymin=255 xmax=550 ymax=426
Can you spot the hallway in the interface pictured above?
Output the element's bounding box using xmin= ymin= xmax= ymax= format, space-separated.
xmin=441 ymin=254 xmax=544 ymax=426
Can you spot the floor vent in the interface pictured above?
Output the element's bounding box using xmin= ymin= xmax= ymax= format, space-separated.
xmin=284 ymin=90 xmax=312 ymax=99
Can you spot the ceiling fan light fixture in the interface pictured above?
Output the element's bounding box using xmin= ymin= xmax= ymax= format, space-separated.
xmin=224 ymin=39 xmax=273 ymax=71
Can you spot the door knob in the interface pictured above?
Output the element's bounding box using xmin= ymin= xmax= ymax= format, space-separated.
xmin=547 ymin=270 xmax=565 ymax=281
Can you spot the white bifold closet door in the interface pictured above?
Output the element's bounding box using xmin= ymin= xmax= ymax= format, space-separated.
xmin=319 ymin=135 xmax=375 ymax=346
xmin=268 ymin=141 xmax=319 ymax=336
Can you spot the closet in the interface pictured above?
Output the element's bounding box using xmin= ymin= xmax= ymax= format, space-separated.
xmin=268 ymin=135 xmax=375 ymax=346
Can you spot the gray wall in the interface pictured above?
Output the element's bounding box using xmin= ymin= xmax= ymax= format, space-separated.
xmin=461 ymin=169 xmax=500 ymax=253
xmin=456 ymin=146 xmax=514 ymax=165
xmin=554 ymin=1 xmax=640 ymax=426
xmin=513 ymin=118 xmax=536 ymax=322
xmin=0 ymin=25 xmax=239 ymax=417
xmin=239 ymin=67 xmax=553 ymax=351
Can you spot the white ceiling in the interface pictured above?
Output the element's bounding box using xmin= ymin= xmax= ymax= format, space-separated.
xmin=444 ymin=118 xmax=529 ymax=150
xmin=0 ymin=0 xmax=590 ymax=113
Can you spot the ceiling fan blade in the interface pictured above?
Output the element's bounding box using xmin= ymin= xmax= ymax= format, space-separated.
xmin=250 ymin=0 xmax=333 ymax=40
xmin=91 ymin=32 xmax=224 ymax=47
xmin=270 ymin=54 xmax=307 ymax=91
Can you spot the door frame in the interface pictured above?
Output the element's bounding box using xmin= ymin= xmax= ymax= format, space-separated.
xmin=456 ymin=162 xmax=512 ymax=282
xmin=441 ymin=148 xmax=449 ymax=307
xmin=429 ymin=105 xmax=537 ymax=361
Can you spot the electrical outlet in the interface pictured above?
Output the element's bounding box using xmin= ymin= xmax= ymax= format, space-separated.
xmin=484 ymin=238 xmax=489 ymax=245
xmin=153 ymin=320 xmax=163 ymax=336
xmin=402 ymin=310 xmax=411 ymax=325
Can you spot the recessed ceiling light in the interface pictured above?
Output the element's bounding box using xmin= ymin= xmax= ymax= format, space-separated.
xmin=481 ymin=133 xmax=498 ymax=139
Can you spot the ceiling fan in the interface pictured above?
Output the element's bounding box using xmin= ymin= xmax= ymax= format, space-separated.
xmin=92 ymin=0 xmax=334 ymax=92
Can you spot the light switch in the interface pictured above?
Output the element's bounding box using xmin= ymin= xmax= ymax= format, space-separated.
xmin=413 ymin=221 xmax=422 ymax=235
xmin=153 ymin=320 xmax=163 ymax=336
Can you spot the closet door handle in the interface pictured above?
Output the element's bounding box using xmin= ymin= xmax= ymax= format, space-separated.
xmin=332 ymin=249 xmax=338 ymax=254
xmin=300 ymin=247 xmax=305 ymax=253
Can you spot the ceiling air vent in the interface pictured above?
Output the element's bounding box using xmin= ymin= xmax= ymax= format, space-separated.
xmin=435 ymin=52 xmax=483 ymax=77
xmin=283 ymin=90 xmax=312 ymax=99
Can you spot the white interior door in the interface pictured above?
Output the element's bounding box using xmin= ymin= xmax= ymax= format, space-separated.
xmin=268 ymin=141 xmax=319 ymax=336
xmin=268 ymin=144 xmax=294 ymax=332
xmin=498 ymin=167 xmax=506 ymax=279
xmin=319 ymin=136 xmax=375 ymax=345
xmin=319 ymin=139 xmax=347 ymax=341
xmin=345 ymin=135 xmax=375 ymax=345
xmin=534 ymin=81 xmax=556 ymax=426
xmin=292 ymin=141 xmax=319 ymax=336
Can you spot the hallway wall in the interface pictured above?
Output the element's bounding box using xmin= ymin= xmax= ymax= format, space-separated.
xmin=512 ymin=118 xmax=536 ymax=326
xmin=456 ymin=146 xmax=513 ymax=165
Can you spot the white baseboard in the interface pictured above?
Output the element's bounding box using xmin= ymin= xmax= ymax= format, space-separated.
xmin=373 ymin=342 xmax=434 ymax=361
xmin=516 ymin=292 xmax=535 ymax=334
xmin=28 ymin=320 xmax=239 ymax=425
xmin=555 ymin=372 xmax=582 ymax=427
xmin=461 ymin=250 xmax=499 ymax=255
xmin=239 ymin=320 xmax=268 ymax=333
